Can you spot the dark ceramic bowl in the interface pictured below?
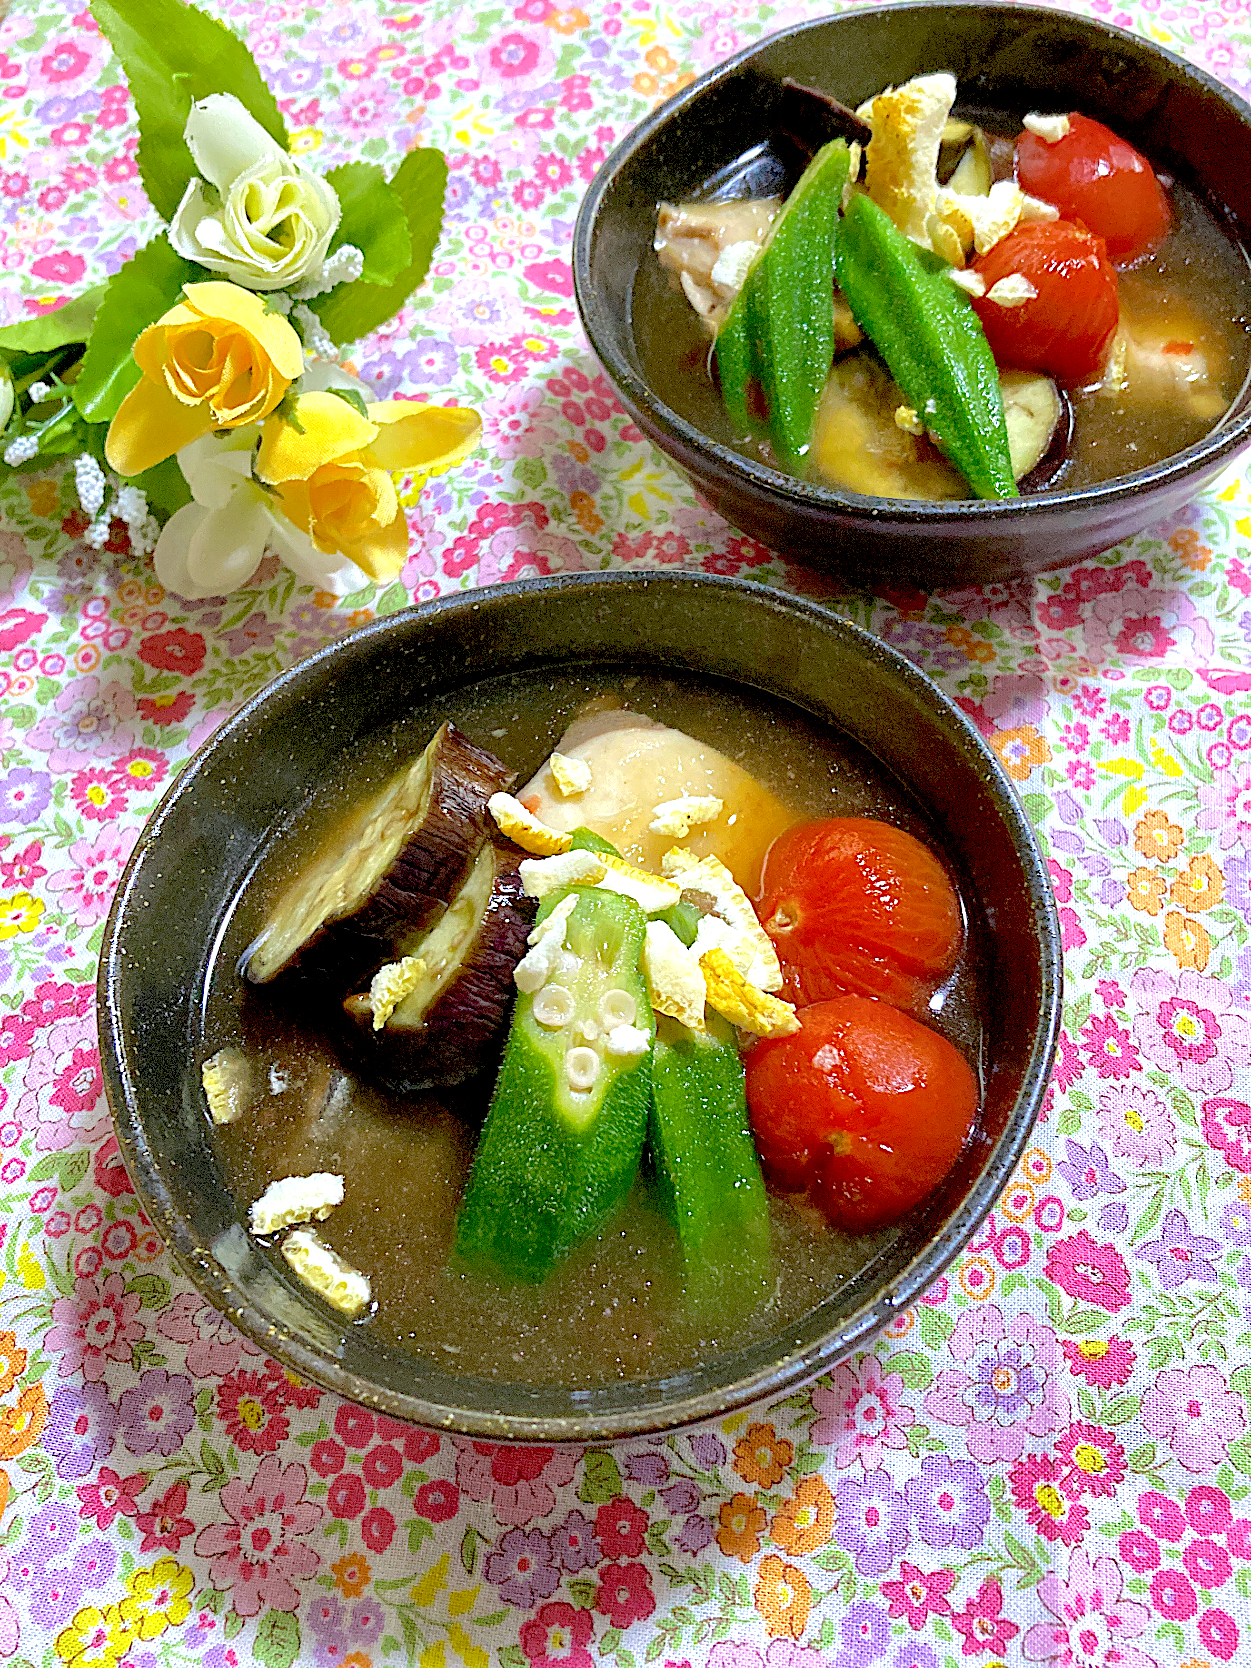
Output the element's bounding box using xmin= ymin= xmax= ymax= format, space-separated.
xmin=574 ymin=2 xmax=1251 ymax=590
xmin=99 ymin=572 xmax=1060 ymax=1441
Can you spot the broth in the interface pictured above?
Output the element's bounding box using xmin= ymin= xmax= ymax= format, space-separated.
xmin=636 ymin=123 xmax=1251 ymax=495
xmin=202 ymin=668 xmax=984 ymax=1386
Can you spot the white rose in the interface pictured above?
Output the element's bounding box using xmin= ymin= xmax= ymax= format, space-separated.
xmin=154 ymin=425 xmax=366 ymax=599
xmin=169 ymin=94 xmax=341 ymax=291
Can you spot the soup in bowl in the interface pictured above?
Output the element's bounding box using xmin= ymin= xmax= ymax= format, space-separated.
xmin=100 ymin=573 xmax=1060 ymax=1440
xmin=574 ymin=4 xmax=1251 ymax=588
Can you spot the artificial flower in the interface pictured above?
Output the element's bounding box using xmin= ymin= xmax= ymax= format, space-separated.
xmin=151 ymin=424 xmax=361 ymax=599
xmin=104 ymin=282 xmax=303 ymax=476
xmin=256 ymin=389 xmax=481 ymax=580
xmin=169 ymin=94 xmax=340 ymax=290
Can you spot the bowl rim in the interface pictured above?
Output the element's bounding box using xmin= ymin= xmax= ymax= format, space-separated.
xmin=99 ymin=570 xmax=1063 ymax=1441
xmin=573 ymin=0 xmax=1251 ymax=521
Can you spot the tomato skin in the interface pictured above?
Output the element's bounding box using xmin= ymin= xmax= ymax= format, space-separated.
xmin=744 ymin=996 xmax=978 ymax=1232
xmin=970 ymin=221 xmax=1119 ymax=385
xmin=1016 ymin=113 xmax=1172 ymax=266
xmin=757 ymin=818 xmax=961 ymax=1013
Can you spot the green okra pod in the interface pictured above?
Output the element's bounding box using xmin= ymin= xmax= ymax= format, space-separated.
xmin=716 ymin=138 xmax=852 ymax=471
xmin=834 ymin=191 xmax=1017 ymax=500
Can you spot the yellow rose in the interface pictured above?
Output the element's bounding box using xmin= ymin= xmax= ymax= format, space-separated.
xmin=105 ymin=281 xmax=304 ymax=477
xmin=256 ymin=390 xmax=481 ymax=581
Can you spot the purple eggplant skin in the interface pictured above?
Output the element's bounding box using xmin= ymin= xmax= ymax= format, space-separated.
xmin=1018 ymin=388 xmax=1075 ymax=495
xmin=346 ymin=851 xmax=537 ymax=1092
xmin=243 ymin=722 xmax=515 ymax=987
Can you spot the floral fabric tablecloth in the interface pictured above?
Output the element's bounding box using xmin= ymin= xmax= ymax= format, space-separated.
xmin=3 ymin=1 xmax=1251 ymax=1666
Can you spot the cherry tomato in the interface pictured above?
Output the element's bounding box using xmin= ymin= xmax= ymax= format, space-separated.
xmin=757 ymin=818 xmax=961 ymax=1013
xmin=1016 ymin=112 xmax=1172 ymax=266
xmin=970 ymin=221 xmax=1119 ymax=385
xmin=745 ymin=996 xmax=978 ymax=1232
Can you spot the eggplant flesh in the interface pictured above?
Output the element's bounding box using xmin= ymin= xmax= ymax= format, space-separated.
xmin=345 ymin=847 xmax=535 ymax=1089
xmin=244 ymin=722 xmax=515 ymax=985
xmin=1001 ymin=370 xmax=1071 ymax=491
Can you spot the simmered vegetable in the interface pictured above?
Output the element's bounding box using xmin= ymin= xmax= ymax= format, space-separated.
xmin=1016 ymin=113 xmax=1171 ymax=266
xmin=455 ymin=887 xmax=655 ymax=1282
xmin=245 ymin=722 xmax=514 ymax=985
xmin=757 ymin=817 xmax=961 ymax=1012
xmin=971 ymin=221 xmax=1119 ymax=385
xmin=744 ymin=995 xmax=978 ymax=1232
xmin=343 ymin=846 xmax=535 ymax=1090
xmin=520 ymin=708 xmax=794 ymax=889
xmin=716 ymin=138 xmax=853 ymax=470
xmin=1000 ymin=370 xmax=1066 ymax=484
xmin=647 ymin=887 xmax=772 ymax=1319
xmin=834 ymin=192 xmax=1017 ymax=499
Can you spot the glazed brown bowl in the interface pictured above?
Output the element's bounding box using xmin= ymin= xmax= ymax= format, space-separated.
xmin=99 ymin=572 xmax=1060 ymax=1440
xmin=573 ymin=2 xmax=1251 ymax=590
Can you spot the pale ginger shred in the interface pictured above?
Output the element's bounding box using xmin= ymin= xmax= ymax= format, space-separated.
xmin=488 ymin=792 xmax=573 ymax=855
xmin=282 ymin=1229 xmax=371 ymax=1317
xmin=858 ymin=72 xmax=957 ymax=243
xmin=643 ymin=919 xmax=708 ymax=1033
xmin=249 ymin=1173 xmax=344 ymax=1236
xmin=699 ymin=947 xmax=799 ymax=1038
xmin=202 ymin=1048 xmax=250 ymax=1125
xmin=1023 ymin=112 xmax=1071 ymax=143
xmin=986 ymin=273 xmax=1038 ymax=308
xmin=548 ymin=752 xmax=592 ymax=798
xmin=649 ymin=795 xmax=723 ymax=838
xmin=368 ymin=956 xmax=427 ymax=1030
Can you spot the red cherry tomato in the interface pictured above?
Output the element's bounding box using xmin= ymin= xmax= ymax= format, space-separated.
xmin=1016 ymin=113 xmax=1172 ymax=266
xmin=744 ymin=996 xmax=978 ymax=1232
xmin=970 ymin=221 xmax=1119 ymax=385
xmin=757 ymin=818 xmax=961 ymax=1013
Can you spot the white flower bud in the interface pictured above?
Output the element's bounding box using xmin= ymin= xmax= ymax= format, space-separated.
xmin=74 ymin=453 xmax=107 ymax=516
xmin=168 ymin=94 xmax=341 ymax=291
xmin=3 ymin=434 xmax=40 ymax=465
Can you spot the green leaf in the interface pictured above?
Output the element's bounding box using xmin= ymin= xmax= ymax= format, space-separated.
xmin=90 ymin=0 xmax=289 ymax=222
xmin=1057 ymin=1101 xmax=1082 ymax=1136
xmin=567 ymin=1576 xmax=597 ymax=1609
xmin=0 ymin=287 xmax=107 ymax=353
xmin=1021 ymin=792 xmax=1052 ymax=826
xmin=459 ymin=1525 xmax=478 ymax=1576
xmin=224 ymin=1612 xmax=245 ymax=1641
xmin=1127 ymin=1442 xmax=1157 ymax=1473
xmin=916 ymin=1304 xmax=954 ymax=1349
xmin=327 ymin=386 xmax=370 ymax=421
xmin=883 ymin=1350 xmax=933 ymax=1391
xmin=195 ymin=1386 xmax=214 ymax=1432
xmin=1061 ymin=1308 xmax=1110 ymax=1336
xmin=1103 ymin=1395 xmax=1139 ymax=1427
xmin=126 ymin=1272 xmax=171 ymax=1309
xmin=73 ymin=236 xmax=200 ymax=425
xmin=132 ymin=453 xmax=192 ymax=519
xmin=253 ymin=1610 xmax=300 ymax=1668
xmin=311 ymin=148 xmax=446 ymax=345
xmin=375 ymin=581 xmax=408 ymax=617
xmin=323 ymin=163 xmax=411 ymax=286
xmin=200 ymin=1438 xmax=228 ymax=1490
xmin=498 ymin=1650 xmax=526 ymax=1668
xmin=1227 ymin=1434 xmax=1251 ymax=1476
xmin=577 ymin=1448 xmax=623 ymax=1505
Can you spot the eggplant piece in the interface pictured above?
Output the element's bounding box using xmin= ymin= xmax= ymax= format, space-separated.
xmin=947 ymin=128 xmax=992 ymax=196
xmin=244 ymin=723 xmax=515 ymax=985
xmin=777 ymin=78 xmax=872 ymax=156
xmin=345 ymin=846 xmax=536 ymax=1089
xmin=1001 ymin=370 xmax=1072 ymax=491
